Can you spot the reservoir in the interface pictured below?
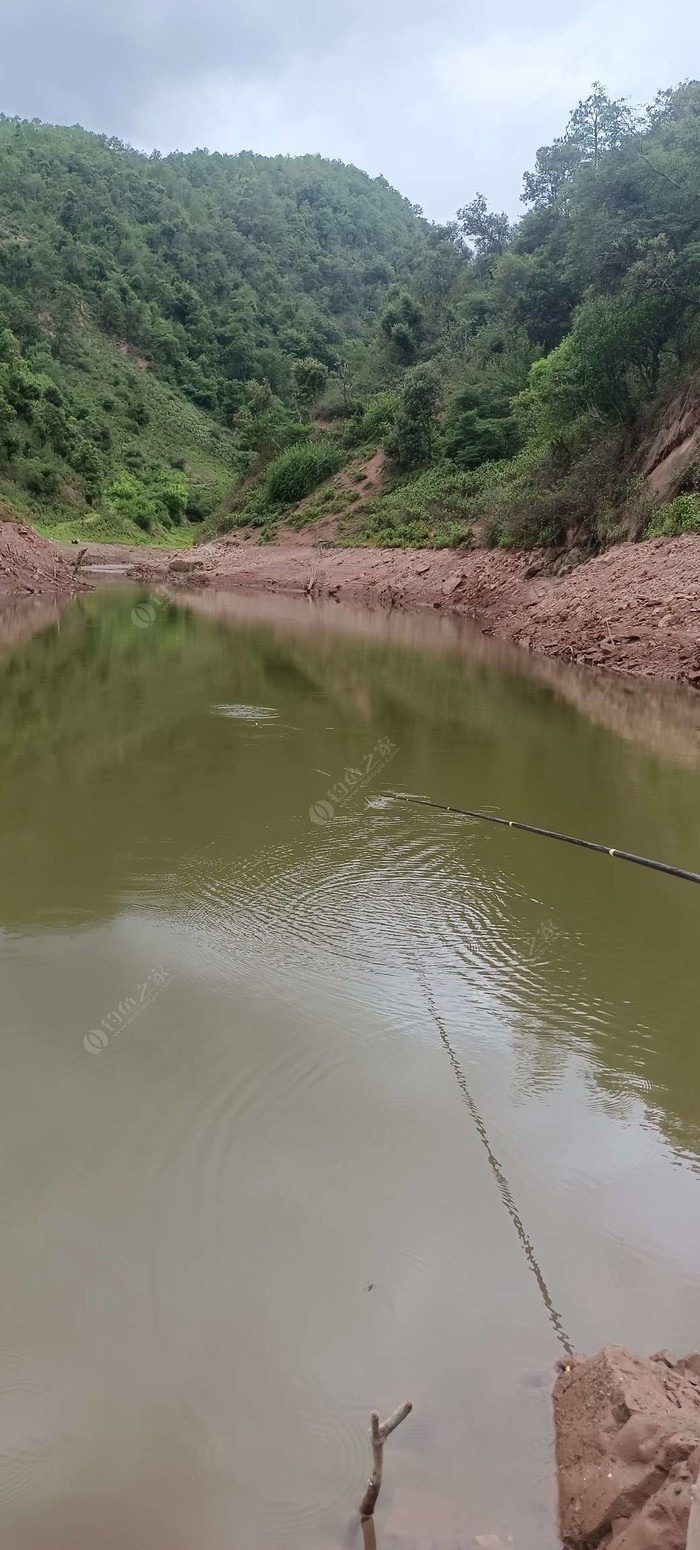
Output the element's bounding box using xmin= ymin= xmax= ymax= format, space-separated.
xmin=1 ymin=586 xmax=699 ymax=1549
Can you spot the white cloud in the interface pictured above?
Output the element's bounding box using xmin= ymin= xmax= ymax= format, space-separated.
xmin=0 ymin=0 xmax=698 ymax=221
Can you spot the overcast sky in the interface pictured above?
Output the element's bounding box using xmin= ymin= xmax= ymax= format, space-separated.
xmin=2 ymin=0 xmax=699 ymax=220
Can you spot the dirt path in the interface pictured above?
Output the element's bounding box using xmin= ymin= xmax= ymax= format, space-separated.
xmin=68 ymin=531 xmax=700 ymax=688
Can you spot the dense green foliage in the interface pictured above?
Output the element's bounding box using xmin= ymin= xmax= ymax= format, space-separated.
xmin=265 ymin=440 xmax=343 ymax=504
xmin=647 ymin=492 xmax=700 ymax=537
xmin=227 ymin=77 xmax=700 ymax=549
xmin=3 ymin=82 xmax=700 ymax=549
xmin=0 ymin=116 xmax=423 ymax=539
xmin=386 ymin=365 xmax=441 ymax=469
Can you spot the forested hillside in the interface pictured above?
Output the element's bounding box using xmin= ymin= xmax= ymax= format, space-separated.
xmin=2 ymin=84 xmax=700 ymax=549
xmin=0 ymin=118 xmax=423 ymax=540
xmin=216 ymin=79 xmax=700 ymax=551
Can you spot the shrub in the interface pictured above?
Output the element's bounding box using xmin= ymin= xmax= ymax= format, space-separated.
xmin=477 ymin=426 xmax=624 ymax=549
xmin=24 ymin=461 xmax=60 ymax=497
xmin=104 ymin=467 xmax=187 ymax=529
xmin=646 ymin=493 xmax=700 ymax=537
xmin=185 ymin=485 xmax=217 ymax=521
xmin=154 ymin=470 xmax=188 ymax=521
xmin=265 ymin=440 xmax=343 ymax=505
xmin=292 ymin=357 xmax=328 ymax=411
xmin=350 ymin=391 xmax=400 ymax=447
xmin=105 ymin=469 xmax=158 ymax=529
xmin=354 ymin=463 xmax=476 ymax=546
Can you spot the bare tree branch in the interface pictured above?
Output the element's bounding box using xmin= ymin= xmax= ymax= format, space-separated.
xmin=359 ymin=1401 xmax=412 ymax=1544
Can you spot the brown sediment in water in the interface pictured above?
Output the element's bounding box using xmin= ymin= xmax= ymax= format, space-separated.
xmin=553 ymin=1346 xmax=700 ymax=1550
xmin=65 ymin=530 xmax=700 ymax=688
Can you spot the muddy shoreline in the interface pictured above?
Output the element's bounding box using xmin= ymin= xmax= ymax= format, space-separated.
xmin=5 ymin=511 xmax=700 ymax=686
xmin=69 ymin=531 xmax=700 ymax=687
xmin=554 ymin=1346 xmax=700 ymax=1550
xmin=0 ymin=518 xmax=86 ymax=602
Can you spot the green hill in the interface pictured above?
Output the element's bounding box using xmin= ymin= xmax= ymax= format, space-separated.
xmin=0 ymin=117 xmax=424 ymax=541
xmin=3 ymin=86 xmax=700 ymax=552
xmin=214 ymin=80 xmax=700 ymax=551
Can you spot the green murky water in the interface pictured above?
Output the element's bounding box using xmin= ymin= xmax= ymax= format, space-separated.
xmin=1 ymin=585 xmax=700 ymax=1550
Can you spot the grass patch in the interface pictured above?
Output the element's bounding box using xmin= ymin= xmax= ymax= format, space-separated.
xmin=266 ymin=440 xmax=344 ymax=504
xmin=348 ymin=463 xmax=476 ymax=547
xmin=646 ymin=493 xmax=700 ymax=537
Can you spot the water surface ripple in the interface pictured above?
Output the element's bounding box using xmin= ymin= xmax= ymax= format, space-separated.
xmin=1 ymin=587 xmax=700 ymax=1550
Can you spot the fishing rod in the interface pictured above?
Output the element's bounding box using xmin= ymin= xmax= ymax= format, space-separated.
xmin=381 ymin=792 xmax=700 ymax=888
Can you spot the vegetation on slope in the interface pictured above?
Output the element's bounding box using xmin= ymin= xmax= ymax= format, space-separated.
xmin=0 ymin=117 xmax=424 ymax=540
xmin=3 ymin=83 xmax=700 ymax=549
xmin=223 ymin=79 xmax=700 ymax=550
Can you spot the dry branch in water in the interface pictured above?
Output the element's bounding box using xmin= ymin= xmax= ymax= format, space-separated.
xmin=359 ymin=1402 xmax=412 ymax=1548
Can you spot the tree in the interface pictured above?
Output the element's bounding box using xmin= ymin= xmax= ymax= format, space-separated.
xmin=100 ymin=288 xmax=123 ymax=333
xmin=332 ymin=357 xmax=358 ymax=413
xmin=58 ymin=189 xmax=79 ymax=234
xmin=292 ymin=356 xmax=328 ymax=413
xmin=386 ymin=364 xmax=440 ymax=469
xmin=72 ymin=437 xmax=104 ymax=498
xmin=456 ymin=194 xmax=511 ymax=258
xmin=379 ymin=293 xmax=424 ymax=362
xmin=522 ymin=85 xmax=635 ymax=210
xmin=566 ymin=83 xmax=633 ymax=172
xmin=521 ymin=139 xmax=583 ymax=209
xmin=443 ymin=383 xmax=520 ymax=469
xmin=491 ymin=251 xmax=576 ymax=350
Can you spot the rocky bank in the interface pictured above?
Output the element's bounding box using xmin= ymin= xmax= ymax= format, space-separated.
xmin=74 ymin=529 xmax=700 ymax=688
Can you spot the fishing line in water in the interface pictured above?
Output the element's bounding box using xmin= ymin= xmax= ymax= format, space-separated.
xmin=382 ymin=792 xmax=700 ymax=888
xmin=418 ymin=969 xmax=575 ymax=1358
xmin=379 ymin=778 xmax=700 ymax=1360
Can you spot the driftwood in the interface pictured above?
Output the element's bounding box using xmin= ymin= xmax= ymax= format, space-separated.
xmin=359 ymin=1402 xmax=412 ymax=1550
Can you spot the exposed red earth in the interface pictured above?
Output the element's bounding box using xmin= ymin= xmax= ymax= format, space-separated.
xmin=0 ymin=515 xmax=86 ymax=599
xmin=554 ymin=1346 xmax=700 ymax=1550
xmin=72 ymin=530 xmax=700 ymax=687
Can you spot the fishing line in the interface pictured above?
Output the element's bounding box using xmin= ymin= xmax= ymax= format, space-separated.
xmin=418 ymin=967 xmax=575 ymax=1357
xmin=382 ymin=792 xmax=700 ymax=887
